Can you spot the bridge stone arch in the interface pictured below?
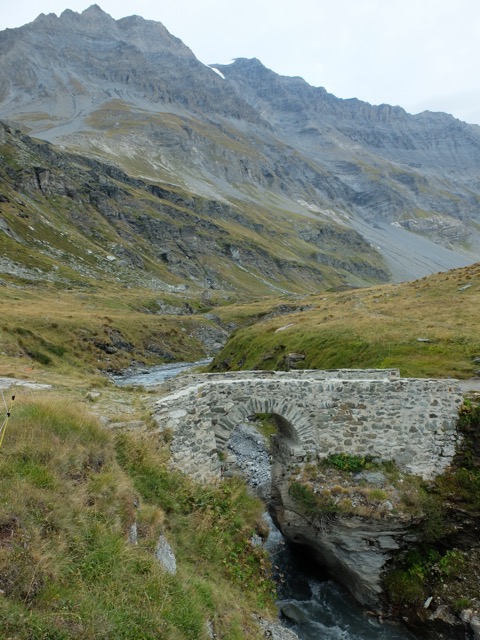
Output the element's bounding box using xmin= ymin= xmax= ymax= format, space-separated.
xmin=152 ymin=369 xmax=464 ymax=482
xmin=211 ymin=394 xmax=312 ymax=457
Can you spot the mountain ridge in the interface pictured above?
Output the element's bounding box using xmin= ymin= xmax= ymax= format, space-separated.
xmin=0 ymin=5 xmax=479 ymax=285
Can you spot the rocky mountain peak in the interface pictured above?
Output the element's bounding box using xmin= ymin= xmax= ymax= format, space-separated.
xmin=224 ymin=57 xmax=289 ymax=83
xmin=20 ymin=5 xmax=191 ymax=59
xmin=30 ymin=5 xmax=117 ymax=34
xmin=0 ymin=7 xmax=479 ymax=285
xmin=0 ymin=5 xmax=255 ymax=119
xmin=80 ymin=3 xmax=108 ymax=17
xmin=31 ymin=12 xmax=58 ymax=26
xmin=231 ymin=57 xmax=267 ymax=70
xmin=116 ymin=13 xmax=195 ymax=58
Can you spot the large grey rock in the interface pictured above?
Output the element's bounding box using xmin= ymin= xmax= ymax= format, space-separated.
xmin=271 ymin=501 xmax=413 ymax=608
xmin=155 ymin=535 xmax=177 ymax=575
xmin=471 ymin=615 xmax=480 ymax=640
xmin=429 ymin=605 xmax=456 ymax=625
xmin=354 ymin=471 xmax=386 ymax=487
xmin=0 ymin=377 xmax=52 ymax=390
xmin=280 ymin=602 xmax=310 ymax=624
xmin=269 ymin=453 xmax=418 ymax=610
xmin=462 ymin=611 xmax=480 ymax=640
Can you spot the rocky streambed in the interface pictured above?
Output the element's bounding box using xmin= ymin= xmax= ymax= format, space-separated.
xmin=225 ymin=422 xmax=416 ymax=640
xmin=113 ymin=363 xmax=480 ymax=640
xmin=110 ymin=357 xmax=213 ymax=386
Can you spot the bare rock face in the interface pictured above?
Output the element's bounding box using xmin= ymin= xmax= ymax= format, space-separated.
xmin=0 ymin=5 xmax=258 ymax=122
xmin=269 ymin=467 xmax=416 ymax=609
xmin=0 ymin=121 xmax=390 ymax=293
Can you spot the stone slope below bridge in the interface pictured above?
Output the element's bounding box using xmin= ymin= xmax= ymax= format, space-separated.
xmin=152 ymin=369 xmax=464 ymax=481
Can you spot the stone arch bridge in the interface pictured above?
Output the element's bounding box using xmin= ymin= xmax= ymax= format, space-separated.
xmin=152 ymin=369 xmax=464 ymax=481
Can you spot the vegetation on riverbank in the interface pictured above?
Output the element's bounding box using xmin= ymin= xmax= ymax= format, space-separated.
xmin=384 ymin=397 xmax=480 ymax=620
xmin=288 ymin=454 xmax=427 ymax=522
xmin=0 ymin=284 xmax=217 ymax=385
xmin=0 ymin=395 xmax=275 ymax=639
xmin=285 ymin=399 xmax=480 ymax=634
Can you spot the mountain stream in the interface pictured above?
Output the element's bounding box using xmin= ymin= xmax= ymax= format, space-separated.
xmin=114 ymin=361 xmax=417 ymax=640
xmin=110 ymin=358 xmax=212 ymax=386
xmin=264 ymin=513 xmax=416 ymax=640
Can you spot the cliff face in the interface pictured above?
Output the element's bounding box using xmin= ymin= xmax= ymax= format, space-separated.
xmin=0 ymin=122 xmax=389 ymax=292
xmin=0 ymin=6 xmax=479 ymax=284
xmin=269 ymin=461 xmax=417 ymax=610
xmin=215 ymin=59 xmax=480 ymax=262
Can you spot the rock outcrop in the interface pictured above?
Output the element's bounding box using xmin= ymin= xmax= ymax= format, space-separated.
xmin=154 ymin=535 xmax=177 ymax=575
xmin=269 ymin=464 xmax=416 ymax=609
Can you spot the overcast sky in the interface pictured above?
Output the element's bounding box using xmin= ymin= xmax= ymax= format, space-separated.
xmin=2 ymin=0 xmax=480 ymax=124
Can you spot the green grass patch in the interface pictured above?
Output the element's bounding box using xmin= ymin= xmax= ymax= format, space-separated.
xmin=251 ymin=413 xmax=278 ymax=440
xmin=385 ymin=547 xmax=471 ymax=607
xmin=323 ymin=453 xmax=375 ymax=473
xmin=211 ymin=262 xmax=480 ymax=378
xmin=0 ymin=396 xmax=275 ymax=639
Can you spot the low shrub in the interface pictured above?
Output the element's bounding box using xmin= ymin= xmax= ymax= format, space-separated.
xmin=323 ymin=452 xmax=375 ymax=473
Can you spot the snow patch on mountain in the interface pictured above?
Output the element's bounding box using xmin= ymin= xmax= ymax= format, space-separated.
xmin=209 ymin=67 xmax=225 ymax=80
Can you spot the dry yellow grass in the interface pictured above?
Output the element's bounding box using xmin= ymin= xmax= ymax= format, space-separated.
xmin=0 ymin=284 xmax=211 ymax=386
xmin=211 ymin=262 xmax=480 ymax=378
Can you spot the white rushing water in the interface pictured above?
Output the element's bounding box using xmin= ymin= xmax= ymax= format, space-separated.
xmin=110 ymin=358 xmax=212 ymax=386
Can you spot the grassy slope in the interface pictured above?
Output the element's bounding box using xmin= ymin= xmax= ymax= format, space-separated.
xmin=0 ymin=122 xmax=388 ymax=297
xmin=0 ymin=394 xmax=274 ymax=639
xmin=0 ymin=284 xmax=215 ymax=385
xmin=0 ymin=260 xmax=478 ymax=638
xmin=211 ymin=262 xmax=480 ymax=378
xmin=7 ymin=259 xmax=479 ymax=389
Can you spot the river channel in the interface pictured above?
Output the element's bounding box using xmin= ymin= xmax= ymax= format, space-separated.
xmin=110 ymin=357 xmax=212 ymax=386
xmin=265 ymin=515 xmax=416 ymax=640
xmin=114 ymin=361 xmax=417 ymax=640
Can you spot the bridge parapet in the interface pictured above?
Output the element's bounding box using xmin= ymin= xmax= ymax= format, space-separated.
xmin=162 ymin=369 xmax=400 ymax=395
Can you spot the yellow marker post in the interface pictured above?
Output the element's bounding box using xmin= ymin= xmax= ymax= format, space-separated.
xmin=0 ymin=393 xmax=15 ymax=450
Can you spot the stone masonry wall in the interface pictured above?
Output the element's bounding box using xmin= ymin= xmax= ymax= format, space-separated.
xmin=152 ymin=369 xmax=464 ymax=481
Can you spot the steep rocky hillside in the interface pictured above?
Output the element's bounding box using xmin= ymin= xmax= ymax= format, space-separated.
xmin=0 ymin=5 xmax=478 ymax=283
xmin=0 ymin=122 xmax=387 ymax=293
xmin=217 ymin=59 xmax=480 ymax=253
